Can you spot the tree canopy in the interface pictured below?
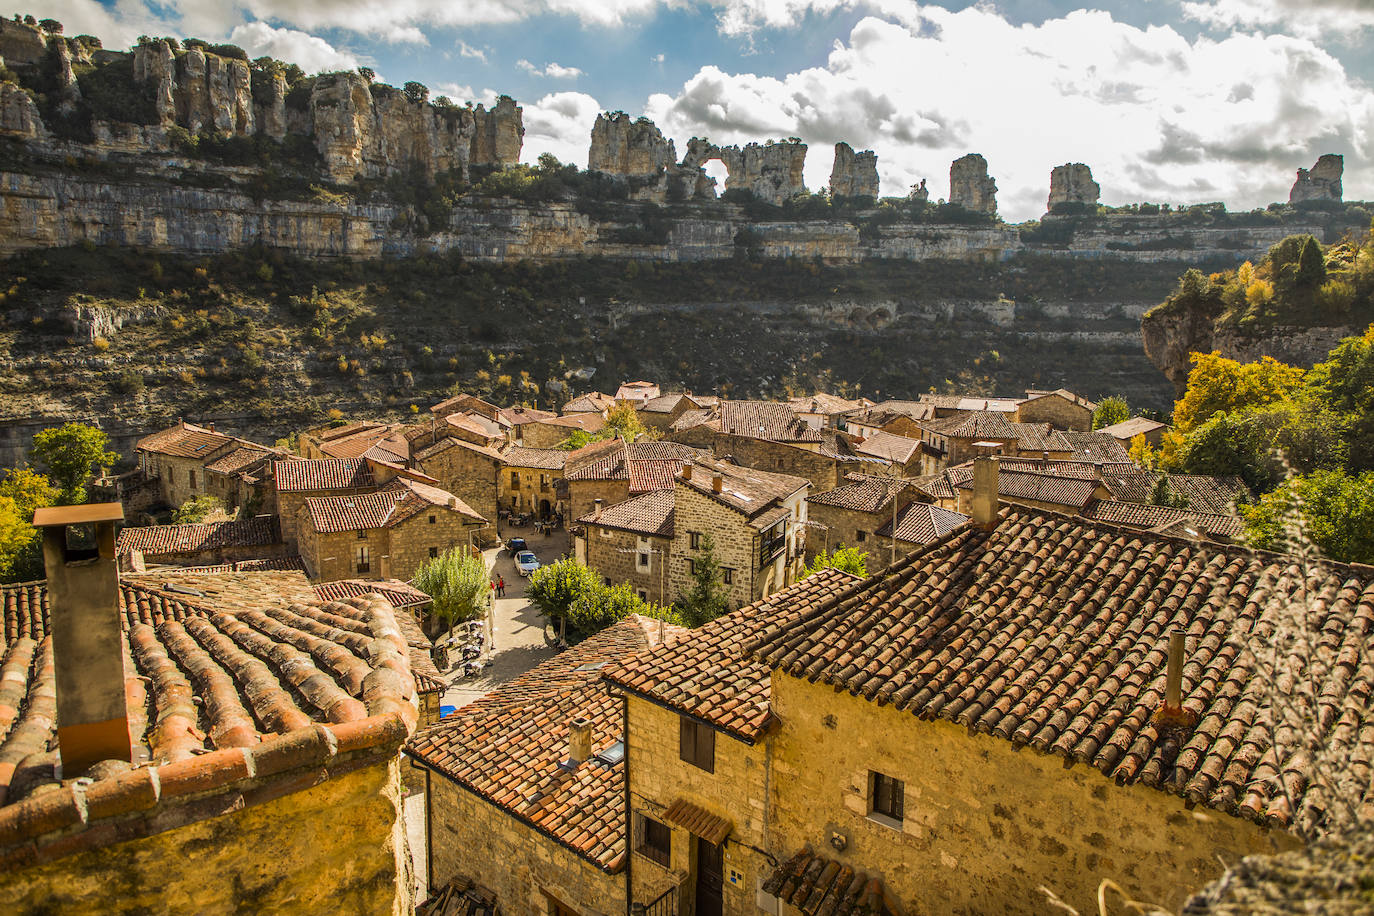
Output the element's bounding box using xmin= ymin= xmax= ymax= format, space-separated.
xmin=0 ymin=469 xmax=59 ymax=582
xmin=804 ymin=545 xmax=868 ymax=579
xmin=28 ymin=422 xmax=118 ymax=504
xmin=1091 ymin=396 xmax=1129 ymax=430
xmin=413 ymin=547 xmax=490 ymax=625
xmin=676 ymin=533 xmax=731 ymax=627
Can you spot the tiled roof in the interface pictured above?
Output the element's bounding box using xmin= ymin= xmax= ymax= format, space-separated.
xmin=1023 ymin=388 xmax=1099 ymax=411
xmin=908 ymin=473 xmax=957 ymax=501
xmin=313 ymin=580 xmax=445 ymax=694
xmin=953 ymin=468 xmax=1101 ymax=509
xmin=500 ymin=406 xmax=557 ymax=426
xmin=1081 ymin=500 xmax=1247 ymax=539
xmin=503 ymin=446 xmax=568 ymax=471
xmin=1102 ymin=471 xmax=1250 ymax=516
xmin=536 ymin=413 xmax=606 ymax=432
xmin=668 ymin=408 xmax=714 ymax=433
xmin=1098 ymin=417 xmax=1170 ymax=440
xmin=1060 ymin=430 xmax=1132 ymax=464
xmin=0 ymin=572 xmax=416 ymax=829
xmin=563 ymin=392 xmax=615 ymax=413
xmin=321 ymin=425 xmax=405 ymax=460
xmin=116 ymin=516 xmax=282 ymax=557
xmin=430 ymin=393 xmax=500 ymax=418
xmin=154 ymin=556 xmax=307 ymax=573
xmin=663 ymin=798 xmax=731 ymax=845
xmin=407 ymin=616 xmax=684 ymax=870
xmin=854 ymin=431 xmax=923 ymax=464
xmin=919 ymin=394 xmax=1021 ymax=412
xmin=639 ymin=393 xmax=693 ymax=414
xmin=680 ymin=457 xmax=809 ymax=517
xmin=866 ymin=399 xmax=935 ymax=420
xmin=564 ymin=447 xmax=627 ymax=482
xmin=579 ymin=490 xmax=675 ymax=538
xmin=628 ymin=441 xmax=701 ymax=492
xmin=273 ymin=457 xmax=374 ymax=492
xmin=304 ymin=478 xmax=483 ymax=533
xmin=923 ymin=410 xmax=1018 ymax=440
xmin=203 ymin=445 xmax=277 ymax=475
xmin=877 ymin=502 xmax=970 ymax=545
xmin=763 ymin=847 xmax=896 ymax=916
xmin=603 ymin=569 xmax=857 ymax=741
xmin=415 ymin=435 xmax=504 ymax=463
xmin=314 ymin=578 xmax=433 ymax=609
xmin=788 ymin=393 xmax=870 ymax=416
xmin=135 ymin=422 xmax=235 ymax=459
xmin=1009 ymin=422 xmax=1073 ymax=454
xmin=989 ymin=458 xmax=1102 ymax=479
xmin=718 ymin=401 xmax=821 ymax=443
xmin=445 ymin=412 xmax=505 ymax=441
xmin=808 ymin=475 xmax=908 ymax=513
xmin=752 ymin=506 xmax=1374 ymax=831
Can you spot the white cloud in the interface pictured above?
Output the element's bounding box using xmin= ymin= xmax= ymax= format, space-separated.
xmin=1182 ymin=0 xmax=1374 ymax=40
xmin=652 ymin=52 xmax=666 ymax=64
xmin=714 ymin=0 xmax=859 ymax=36
xmin=522 ymin=91 xmax=603 ymax=168
xmin=644 ymin=4 xmax=1374 ymax=220
xmin=458 ymin=41 xmax=488 ymax=63
xmin=517 ymin=59 xmax=539 ymax=73
xmin=434 ymin=81 xmax=478 ymax=103
xmin=228 ymin=22 xmax=364 ymax=74
xmin=518 ymin=60 xmax=584 ymax=79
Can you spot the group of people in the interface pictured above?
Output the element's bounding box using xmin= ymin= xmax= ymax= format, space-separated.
xmin=489 ymin=575 xmax=507 ymax=598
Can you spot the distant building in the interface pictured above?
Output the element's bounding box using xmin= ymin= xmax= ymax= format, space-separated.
xmin=1098 ymin=416 xmax=1171 ymax=447
xmin=615 ymin=380 xmax=661 ymax=405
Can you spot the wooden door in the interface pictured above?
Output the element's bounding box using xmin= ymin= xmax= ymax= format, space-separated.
xmin=694 ymin=836 xmax=723 ymax=916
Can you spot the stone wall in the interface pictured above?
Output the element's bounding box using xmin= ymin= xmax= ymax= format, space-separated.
xmin=668 ymin=483 xmax=760 ymax=610
xmin=1016 ymin=394 xmax=1093 ymax=430
xmin=805 ymin=502 xmax=891 ymax=562
xmin=625 ymin=695 xmax=773 ymax=916
xmin=767 ymin=674 xmax=1294 ymax=914
xmin=425 ymin=771 xmax=623 ymax=916
xmin=298 ymin=505 xmax=476 ymax=582
xmin=567 ymin=479 xmax=633 ymax=526
xmin=415 ymin=443 xmax=501 ymax=536
xmin=583 ymin=524 xmax=672 ymax=604
xmin=0 ymin=753 xmax=412 ymax=915
xmin=139 ymin=452 xmax=212 ymax=508
xmin=499 ymin=465 xmax=561 ymax=515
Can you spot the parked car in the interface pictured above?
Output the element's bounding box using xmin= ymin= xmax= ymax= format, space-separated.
xmin=505 ymin=537 xmax=528 ymax=556
xmin=514 ymin=550 xmax=541 ymax=577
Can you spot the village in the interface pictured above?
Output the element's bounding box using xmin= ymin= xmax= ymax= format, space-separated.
xmin=2 ymin=372 xmax=1353 ymax=916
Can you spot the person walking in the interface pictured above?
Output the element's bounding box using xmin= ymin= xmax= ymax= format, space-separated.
xmin=497 ymin=575 xmax=506 ymax=598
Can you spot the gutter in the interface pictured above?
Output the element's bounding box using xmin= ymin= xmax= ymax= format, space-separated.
xmin=621 ymin=690 xmax=633 ymax=916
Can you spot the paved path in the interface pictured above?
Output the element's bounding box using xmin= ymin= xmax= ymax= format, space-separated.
xmin=440 ymin=528 xmax=568 ymax=709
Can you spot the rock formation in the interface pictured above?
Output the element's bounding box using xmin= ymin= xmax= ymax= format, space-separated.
xmin=1289 ymin=154 xmax=1343 ymax=203
xmin=683 ymin=138 xmax=807 ymax=204
xmin=588 ymin=112 xmax=676 ymax=177
xmin=829 ymin=142 xmax=879 ymax=199
xmin=950 ymin=154 xmax=997 ymax=215
xmin=909 ymin=179 xmax=929 ymax=203
xmin=0 ymin=18 xmax=49 ymax=69
xmin=256 ymin=71 xmax=287 ymax=141
xmin=0 ymin=79 xmax=45 ymax=139
xmin=132 ymin=40 xmax=177 ymax=126
xmin=1047 ymin=163 xmax=1100 ymax=210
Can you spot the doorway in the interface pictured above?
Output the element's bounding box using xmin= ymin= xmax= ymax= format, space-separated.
xmin=694 ymin=836 xmax=723 ymax=916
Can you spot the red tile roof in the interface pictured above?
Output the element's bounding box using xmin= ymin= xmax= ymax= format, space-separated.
xmin=579 ymin=490 xmax=675 ymax=538
xmin=952 ymin=468 xmax=1102 ymax=509
xmin=1060 ymin=430 xmax=1133 ymax=463
xmin=603 ymin=569 xmax=857 ymax=742
xmin=303 ymin=478 xmax=483 ymax=533
xmin=679 ymin=457 xmax=809 ymax=518
xmin=1102 ymin=471 xmax=1251 ymax=516
xmin=854 ymin=431 xmax=923 ymax=464
xmin=135 ymin=422 xmax=236 ymax=459
xmin=923 ymin=410 xmax=1018 ymax=440
xmin=564 ymin=392 xmax=615 ymax=413
xmin=752 ymin=506 xmax=1374 ymax=831
xmin=876 ymin=502 xmax=970 ymax=544
xmin=313 ymin=580 xmax=445 ymax=694
xmin=1008 ymin=422 xmax=1074 ymax=454
xmin=718 ymin=401 xmax=821 ymax=443
xmin=502 ymin=446 xmax=568 ymax=471
xmin=314 ymin=578 xmax=433 ymax=609
xmin=407 ymin=615 xmax=683 ymax=870
xmin=763 ymin=847 xmax=896 ymax=916
xmin=203 ymin=445 xmax=281 ymax=475
xmin=808 ymin=475 xmax=908 ymax=513
xmin=273 ymin=457 xmax=375 ymax=492
xmin=1081 ymin=500 xmax=1246 ymax=540
xmin=116 ymin=517 xmax=282 ymax=557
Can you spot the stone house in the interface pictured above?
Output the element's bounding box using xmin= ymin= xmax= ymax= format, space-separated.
xmin=0 ymin=507 xmax=419 ymax=914
xmin=522 ymin=412 xmax=606 ymax=449
xmin=298 ymin=421 xmax=391 ymax=460
xmin=1017 ymin=387 xmax=1097 ymax=430
xmin=917 ymin=393 xmax=1021 ymax=419
xmin=852 ymin=430 xmax=934 ymax=476
xmin=1098 ymin=416 xmax=1171 ymax=447
xmin=413 ymin=437 xmax=504 ymax=535
xmin=615 ymin=380 xmax=661 ymax=405
xmin=202 ymin=444 xmax=291 ymax=515
xmin=1060 ymin=430 xmax=1133 ymax=464
xmin=786 ymin=393 xmax=872 ymax=431
xmin=666 ymin=458 xmax=809 ymax=609
xmin=1008 ymin=421 xmax=1075 ymax=459
xmin=574 ymin=490 xmax=676 ymax=604
xmin=135 ymin=420 xmax=273 ymax=510
xmin=604 ymin=479 xmax=1371 ymax=914
xmin=115 ymin=516 xmax=289 ymax=570
xmin=296 ymin=477 xmax=487 ymax=583
xmin=273 ymin=456 xmax=378 ymax=549
xmin=501 ymin=406 xmax=558 ymax=445
xmin=406 ymin=615 xmax=683 ymax=914
xmin=563 ymin=439 xmax=702 ymax=523
xmin=916 ymin=409 xmax=1019 ymax=466
xmin=805 ymin=475 xmax=917 ymax=561
xmin=500 ymin=446 xmax=568 ymax=518
xmin=563 ymin=391 xmax=616 ymax=415
xmin=671 ymin=400 xmax=823 ymax=454
xmin=637 ymin=392 xmax=707 ymax=433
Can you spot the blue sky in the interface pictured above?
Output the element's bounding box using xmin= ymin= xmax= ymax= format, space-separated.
xmin=39 ymin=1 xmax=1374 ymax=220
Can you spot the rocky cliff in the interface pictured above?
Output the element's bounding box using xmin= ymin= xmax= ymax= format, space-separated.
xmin=1047 ymin=163 xmax=1100 ymax=211
xmin=829 ymin=142 xmax=879 ymax=199
xmin=682 ymin=137 xmax=808 ymax=204
xmin=950 ymin=153 xmax=998 ymax=216
xmin=1289 ymin=154 xmax=1343 ymax=203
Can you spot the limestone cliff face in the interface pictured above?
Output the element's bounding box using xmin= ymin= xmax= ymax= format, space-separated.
xmin=132 ymin=40 xmax=177 ymax=126
xmin=0 ymin=81 xmax=45 ymax=139
xmin=0 ymin=19 xmax=49 ymax=68
xmin=683 ymin=138 xmax=808 ymax=204
xmin=1289 ymin=154 xmax=1343 ymax=203
xmin=829 ymin=142 xmax=879 ymax=199
xmin=1047 ymin=163 xmax=1099 ymax=210
xmin=950 ymin=154 xmax=997 ymax=215
xmin=588 ymin=112 xmax=676 ymax=177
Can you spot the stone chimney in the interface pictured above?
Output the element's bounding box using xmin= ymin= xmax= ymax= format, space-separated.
xmin=594 ymin=498 xmax=603 ymax=519
xmin=681 ymin=461 xmax=693 ymax=481
xmin=447 ymin=496 xmax=457 ymax=509
xmin=568 ymin=716 xmax=592 ymax=764
xmin=712 ymin=474 xmax=723 ymax=494
xmin=971 ymin=456 xmax=999 ymax=529
xmin=32 ymin=503 xmax=133 ymax=775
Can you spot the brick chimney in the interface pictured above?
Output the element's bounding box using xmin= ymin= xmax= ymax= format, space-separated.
xmin=568 ymin=716 xmax=592 ymax=764
xmin=712 ymin=474 xmax=723 ymax=494
xmin=681 ymin=461 xmax=693 ymax=481
xmin=971 ymin=456 xmax=999 ymax=529
xmin=1152 ymin=630 xmax=1198 ymax=730
xmin=32 ymin=503 xmax=133 ymax=775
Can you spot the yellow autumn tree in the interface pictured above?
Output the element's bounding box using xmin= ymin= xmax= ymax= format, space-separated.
xmin=1172 ymin=352 xmax=1304 ymax=434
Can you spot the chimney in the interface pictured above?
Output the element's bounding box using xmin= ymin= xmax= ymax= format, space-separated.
xmin=1152 ymin=629 xmax=1198 ymax=730
xmin=568 ymin=716 xmax=592 ymax=764
xmin=208 ymin=422 xmax=215 ymax=433
xmin=971 ymin=456 xmax=999 ymax=529
xmin=33 ymin=503 xmax=133 ymax=775
xmin=594 ymin=498 xmax=603 ymax=519
xmin=448 ymin=496 xmax=457 ymax=509
xmin=681 ymin=461 xmax=693 ymax=481
xmin=712 ymin=474 xmax=723 ymax=494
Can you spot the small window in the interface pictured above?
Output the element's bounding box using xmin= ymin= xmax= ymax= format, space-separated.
xmin=775 ymin=458 xmax=784 ymax=469
xmin=356 ymin=545 xmax=371 ymax=574
xmin=722 ymin=568 xmax=733 ymax=585
xmin=635 ymin=812 xmax=672 ymax=867
xmin=638 ymin=552 xmax=650 ymax=568
xmin=637 ymin=589 xmax=648 ymax=601
xmin=689 ymin=531 xmax=701 ymax=550
xmin=686 ymin=559 xmax=696 ymax=576
xmin=870 ymin=771 xmax=904 ymax=823
xmin=428 ymin=547 xmax=439 ymax=558
xmin=855 ymin=530 xmax=867 ymax=543
xmin=428 ymin=515 xmax=436 ymax=524
xmin=188 ymin=469 xmax=197 ymax=488
xmin=604 ymin=576 xmax=612 ymax=586
xmin=357 ymin=529 xmax=368 ymax=540
xmin=510 ymin=471 xmax=520 ymax=489
xmin=679 ymin=716 xmax=715 ymax=773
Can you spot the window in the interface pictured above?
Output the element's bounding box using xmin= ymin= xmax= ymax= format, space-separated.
xmin=679 ymin=716 xmax=715 ymax=773
xmin=355 ymin=545 xmax=371 ymax=574
xmin=357 ymin=529 xmax=368 ymax=539
xmin=870 ymin=771 xmax=904 ymax=824
xmin=604 ymin=577 xmax=612 ymax=586
xmin=540 ymin=474 xmax=550 ymax=490
xmin=637 ymin=589 xmax=648 ymax=601
xmin=510 ymin=471 xmax=520 ymax=489
xmin=722 ymin=568 xmax=733 ymax=585
xmin=689 ymin=531 xmax=701 ymax=550
xmin=635 ymin=812 xmax=672 ymax=867
xmin=428 ymin=547 xmax=439 ymax=558
xmin=428 ymin=515 xmax=436 ymax=524
xmin=686 ymin=559 xmax=696 ymax=576
xmin=541 ymin=891 xmax=580 ymax=916
xmin=188 ymin=469 xmax=197 ymax=488
xmin=638 ymin=552 xmax=650 ymax=568
xmin=856 ymin=530 xmax=868 ymax=543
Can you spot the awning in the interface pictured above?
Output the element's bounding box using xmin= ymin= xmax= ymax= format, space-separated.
xmin=663 ymin=798 xmax=732 ymax=846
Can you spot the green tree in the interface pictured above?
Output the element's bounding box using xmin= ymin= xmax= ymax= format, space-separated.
xmin=402 ymin=81 xmax=429 ymax=104
xmin=676 ymin=533 xmax=731 ymax=627
xmin=28 ymin=422 xmax=119 ymax=504
xmin=412 ymin=547 xmax=490 ymax=625
xmin=527 ymin=557 xmax=601 ymax=625
xmin=1243 ymin=470 xmax=1374 ymax=564
xmin=1149 ymin=474 xmax=1189 ymax=509
xmin=0 ymin=469 xmax=59 ymax=583
xmin=171 ymin=494 xmax=222 ymax=524
xmin=1172 ymin=352 xmax=1304 ymax=434
xmin=1304 ymin=327 xmax=1374 ymax=471
xmin=804 ymin=545 xmax=867 ymax=579
xmin=1091 ymin=396 xmax=1130 ymax=430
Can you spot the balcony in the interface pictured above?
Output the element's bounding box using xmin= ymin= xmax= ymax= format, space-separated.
xmin=632 ymin=883 xmax=678 ymax=916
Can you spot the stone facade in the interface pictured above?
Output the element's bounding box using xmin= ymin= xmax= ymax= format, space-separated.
xmin=669 ymin=430 xmax=843 ymax=495
xmin=1017 ymin=392 xmax=1094 ymax=431
xmin=139 ymin=452 xmax=213 ymax=509
xmin=829 ymin=142 xmax=879 ymax=199
xmin=1048 ymin=162 xmax=1100 ymax=210
xmin=765 ymin=674 xmax=1292 ymax=915
xmin=578 ymin=523 xmax=672 ymax=604
xmin=297 ymin=502 xmax=480 ymax=583
xmin=805 ymin=498 xmax=910 ymax=562
xmin=424 ymin=772 xmax=622 ymax=916
xmin=499 ymin=464 xmax=562 ymax=517
xmin=1289 ymin=154 xmax=1343 ymax=203
xmin=949 ymin=153 xmax=998 ymax=216
xmin=0 ymin=754 xmax=413 ymax=915
xmin=414 ymin=440 xmax=502 ymax=539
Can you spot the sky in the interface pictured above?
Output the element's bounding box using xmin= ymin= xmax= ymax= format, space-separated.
xmin=35 ymin=0 xmax=1374 ymax=221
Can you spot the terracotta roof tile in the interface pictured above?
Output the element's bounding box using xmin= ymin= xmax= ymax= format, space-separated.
xmin=876 ymin=502 xmax=970 ymax=544
xmin=922 ymin=410 xmax=1017 ymax=440
xmin=273 ymin=458 xmax=375 ymax=492
xmin=854 ymin=431 xmax=923 ymax=464
xmin=679 ymin=457 xmax=808 ymax=518
xmin=503 ymin=447 xmax=568 ymax=471
xmin=1102 ymin=471 xmax=1251 ymax=516
xmin=303 ymin=478 xmax=484 ymax=533
xmin=762 ymin=847 xmax=896 ymax=916
xmin=663 ymin=798 xmax=731 ymax=845
xmin=135 ymin=423 xmax=236 ymax=459
xmin=808 ymin=475 xmax=909 ymax=513
xmin=1009 ymin=422 xmax=1074 ymax=454
xmin=313 ymin=580 xmax=444 ymax=694
xmin=1099 ymin=417 xmax=1170 ymax=440
xmin=603 ymin=569 xmax=857 ymax=741
xmin=717 ymin=401 xmax=821 ymax=443
xmin=203 ymin=445 xmax=282 ymax=475
xmin=116 ymin=517 xmax=282 ymax=557
xmin=1060 ymin=430 xmax=1133 ymax=463
xmin=953 ymin=468 xmax=1102 ymax=509
xmin=1081 ymin=499 xmax=1246 ymax=539
xmin=407 ymin=616 xmax=683 ymax=869
xmin=579 ymin=491 xmax=675 ymax=538
xmin=752 ymin=506 xmax=1374 ymax=832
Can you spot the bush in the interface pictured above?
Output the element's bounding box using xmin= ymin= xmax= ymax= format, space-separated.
xmin=413 ymin=547 xmax=490 ymax=624
xmin=172 ymin=493 xmax=222 ymax=523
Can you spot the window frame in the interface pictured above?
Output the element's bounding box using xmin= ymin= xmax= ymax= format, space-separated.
xmin=869 ymin=770 xmax=904 ymax=826
xmin=689 ymin=531 xmax=701 ymax=550
xmin=355 ymin=545 xmax=372 ymax=574
xmin=722 ymin=567 xmax=733 ymax=585
xmin=634 ymin=812 xmax=672 ymax=867
xmin=679 ymin=716 xmax=716 ymax=773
